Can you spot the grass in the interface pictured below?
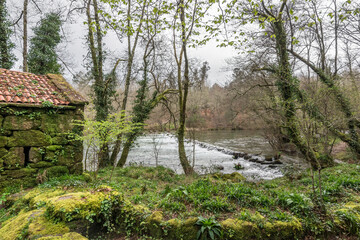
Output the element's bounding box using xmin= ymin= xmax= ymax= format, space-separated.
xmin=1 ymin=163 xmax=360 ymax=239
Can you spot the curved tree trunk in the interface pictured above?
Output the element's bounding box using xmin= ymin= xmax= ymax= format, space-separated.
xmin=176 ymin=0 xmax=195 ymax=175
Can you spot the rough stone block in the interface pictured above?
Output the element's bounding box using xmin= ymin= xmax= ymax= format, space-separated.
xmin=29 ymin=161 xmax=54 ymax=169
xmin=2 ymin=168 xmax=37 ymax=179
xmin=7 ymin=130 xmax=51 ymax=147
xmin=46 ymin=166 xmax=69 ymax=178
xmin=2 ymin=147 xmax=25 ymax=169
xmin=57 ymin=146 xmax=82 ymax=166
xmin=0 ymin=136 xmax=7 ymax=147
xmin=3 ymin=116 xmax=40 ymax=131
xmin=51 ymin=135 xmax=69 ymax=145
xmin=29 ymin=147 xmax=43 ymax=163
xmin=40 ymin=114 xmax=74 ymax=136
xmin=0 ymin=148 xmax=8 ymax=158
xmin=0 ymin=128 xmax=12 ymax=136
xmin=46 ymin=145 xmax=63 ymax=152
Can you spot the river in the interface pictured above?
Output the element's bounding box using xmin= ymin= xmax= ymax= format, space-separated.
xmin=124 ymin=130 xmax=290 ymax=180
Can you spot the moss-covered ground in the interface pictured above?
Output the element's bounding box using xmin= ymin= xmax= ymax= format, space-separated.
xmin=0 ymin=164 xmax=360 ymax=239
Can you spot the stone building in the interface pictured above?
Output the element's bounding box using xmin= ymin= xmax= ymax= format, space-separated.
xmin=0 ymin=68 xmax=87 ymax=190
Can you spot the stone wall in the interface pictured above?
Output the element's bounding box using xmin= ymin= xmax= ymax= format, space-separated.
xmin=0 ymin=104 xmax=84 ymax=190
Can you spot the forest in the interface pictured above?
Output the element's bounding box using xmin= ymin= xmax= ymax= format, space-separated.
xmin=0 ymin=0 xmax=360 ymax=239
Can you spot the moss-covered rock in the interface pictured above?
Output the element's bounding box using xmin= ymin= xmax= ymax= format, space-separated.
xmin=263 ymin=219 xmax=303 ymax=240
xmin=0 ymin=175 xmax=37 ymax=190
xmin=50 ymin=135 xmax=69 ymax=145
xmin=179 ymin=217 xmax=199 ymax=240
xmin=3 ymin=115 xmax=40 ymax=131
xmin=1 ymin=147 xmax=24 ymax=169
xmin=0 ymin=208 xmax=82 ymax=240
xmin=23 ymin=188 xmax=66 ymax=208
xmin=221 ymin=219 xmax=260 ymax=240
xmin=29 ymin=147 xmax=44 ymax=163
xmin=7 ymin=130 xmax=51 ymax=147
xmin=145 ymin=211 xmax=164 ymax=238
xmin=165 ymin=219 xmax=181 ymax=239
xmin=46 ymin=145 xmax=63 ymax=152
xmin=29 ymin=161 xmax=55 ymax=169
xmin=46 ymin=166 xmax=69 ymax=178
xmin=335 ymin=203 xmax=360 ymax=235
xmin=41 ymin=114 xmax=74 ymax=136
xmin=28 ymin=214 xmax=70 ymax=239
xmin=3 ymin=167 xmax=37 ymax=178
xmin=0 ymin=210 xmax=41 ymax=240
xmin=37 ymin=232 xmax=88 ymax=240
xmin=57 ymin=146 xmax=81 ymax=166
xmin=0 ymin=136 xmax=7 ymax=148
xmin=46 ymin=190 xmax=123 ymax=222
xmin=0 ymin=148 xmax=8 ymax=158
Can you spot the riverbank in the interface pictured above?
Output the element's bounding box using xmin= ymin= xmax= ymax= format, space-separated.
xmin=1 ymin=163 xmax=360 ymax=239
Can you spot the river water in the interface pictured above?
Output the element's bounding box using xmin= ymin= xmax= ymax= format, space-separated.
xmin=125 ymin=130 xmax=286 ymax=180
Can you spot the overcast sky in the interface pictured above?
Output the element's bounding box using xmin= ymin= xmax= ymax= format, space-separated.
xmin=8 ymin=0 xmax=237 ymax=86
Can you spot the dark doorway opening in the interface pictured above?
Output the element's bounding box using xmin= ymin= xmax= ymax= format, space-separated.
xmin=24 ymin=147 xmax=31 ymax=167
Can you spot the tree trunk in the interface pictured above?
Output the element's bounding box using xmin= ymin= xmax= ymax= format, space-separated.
xmin=271 ymin=7 xmax=320 ymax=169
xmin=23 ymin=0 xmax=28 ymax=72
xmin=177 ymin=0 xmax=195 ymax=175
xmin=87 ymin=0 xmax=109 ymax=167
xmin=109 ymin=0 xmax=147 ymax=165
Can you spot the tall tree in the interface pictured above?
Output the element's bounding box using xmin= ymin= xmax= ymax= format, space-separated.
xmin=171 ymin=0 xmax=212 ymax=175
xmin=102 ymin=0 xmax=150 ymax=165
xmin=28 ymin=12 xmax=62 ymax=75
xmin=22 ymin=0 xmax=29 ymax=72
xmin=0 ymin=0 xmax=15 ymax=69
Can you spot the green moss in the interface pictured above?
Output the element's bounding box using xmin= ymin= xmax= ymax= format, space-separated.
xmin=7 ymin=130 xmax=51 ymax=147
xmin=335 ymin=203 xmax=360 ymax=235
xmin=165 ymin=219 xmax=181 ymax=239
xmin=145 ymin=211 xmax=163 ymax=237
xmin=28 ymin=214 xmax=70 ymax=238
xmin=2 ymin=147 xmax=24 ymax=169
xmin=3 ymin=115 xmax=40 ymax=131
xmin=211 ymin=172 xmax=246 ymax=182
xmin=29 ymin=161 xmax=54 ymax=169
xmin=0 ymin=136 xmax=7 ymax=148
xmin=36 ymin=232 xmax=87 ymax=240
xmin=29 ymin=147 xmax=44 ymax=163
xmin=46 ymin=166 xmax=69 ymax=178
xmin=46 ymin=191 xmax=118 ymax=222
xmin=46 ymin=145 xmax=63 ymax=152
xmin=0 ymin=147 xmax=7 ymax=157
xmin=221 ymin=219 xmax=260 ymax=240
xmin=23 ymin=188 xmax=66 ymax=208
xmin=0 ymin=175 xmax=37 ymax=191
xmin=263 ymin=219 xmax=303 ymax=240
xmin=0 ymin=210 xmax=41 ymax=240
xmin=41 ymin=114 xmax=74 ymax=137
xmin=3 ymin=168 xmax=37 ymax=178
xmin=179 ymin=217 xmax=198 ymax=240
xmin=51 ymin=135 xmax=69 ymax=145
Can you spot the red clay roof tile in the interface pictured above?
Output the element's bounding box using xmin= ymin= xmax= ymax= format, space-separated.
xmin=0 ymin=68 xmax=86 ymax=106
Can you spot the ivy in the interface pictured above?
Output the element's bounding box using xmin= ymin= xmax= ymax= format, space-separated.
xmin=28 ymin=13 xmax=62 ymax=75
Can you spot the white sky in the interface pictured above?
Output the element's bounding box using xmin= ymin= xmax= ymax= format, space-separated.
xmin=8 ymin=0 xmax=237 ymax=86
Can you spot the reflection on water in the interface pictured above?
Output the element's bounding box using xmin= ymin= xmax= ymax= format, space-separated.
xmin=192 ymin=130 xmax=274 ymax=155
xmin=125 ymin=132 xmax=284 ymax=180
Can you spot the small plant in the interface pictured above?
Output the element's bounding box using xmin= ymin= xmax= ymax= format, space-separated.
xmin=233 ymin=163 xmax=244 ymax=170
xmin=196 ymin=216 xmax=222 ymax=240
xmin=0 ymin=193 xmax=9 ymax=205
xmin=41 ymin=100 xmax=54 ymax=108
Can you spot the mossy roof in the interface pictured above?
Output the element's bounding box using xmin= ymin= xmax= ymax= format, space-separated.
xmin=0 ymin=68 xmax=87 ymax=106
